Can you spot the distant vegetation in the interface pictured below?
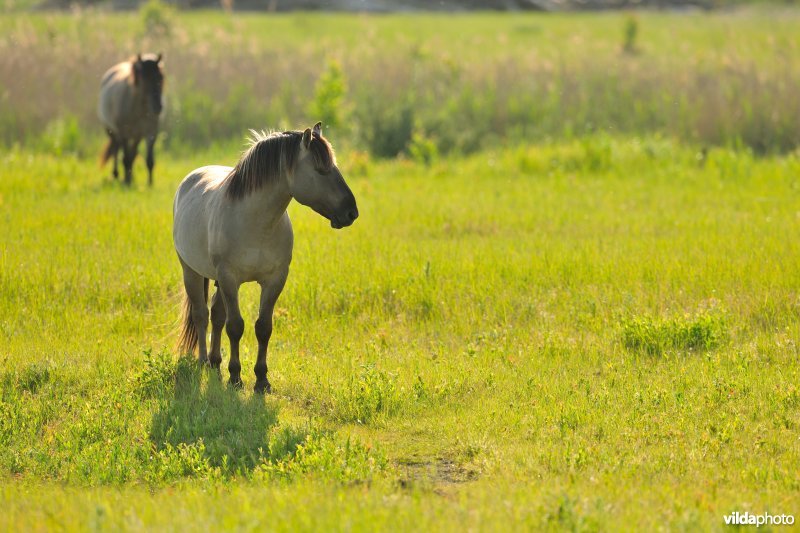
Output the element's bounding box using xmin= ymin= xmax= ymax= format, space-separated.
xmin=4 ymin=0 xmax=800 ymax=12
xmin=0 ymin=9 xmax=799 ymax=159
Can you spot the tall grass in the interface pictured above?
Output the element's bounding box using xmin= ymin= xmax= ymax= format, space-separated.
xmin=1 ymin=10 xmax=799 ymax=156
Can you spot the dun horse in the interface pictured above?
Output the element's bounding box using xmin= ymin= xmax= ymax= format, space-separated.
xmin=173 ymin=123 xmax=359 ymax=393
xmin=98 ymin=53 xmax=164 ymax=186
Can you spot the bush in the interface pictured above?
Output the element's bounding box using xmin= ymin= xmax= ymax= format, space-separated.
xmin=140 ymin=0 xmax=174 ymax=37
xmin=308 ymin=60 xmax=349 ymax=133
xmin=38 ymin=115 xmax=82 ymax=156
xmin=356 ymin=99 xmax=414 ymax=158
xmin=258 ymin=429 xmax=388 ymax=484
xmin=331 ymin=363 xmax=401 ymax=424
xmin=621 ymin=310 xmax=727 ymax=356
xmin=408 ymin=130 xmax=439 ymax=166
xmin=622 ymin=14 xmax=639 ymax=54
xmin=129 ymin=350 xmax=192 ymax=399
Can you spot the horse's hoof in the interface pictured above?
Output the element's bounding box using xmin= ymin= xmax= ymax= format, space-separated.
xmin=228 ymin=377 xmax=244 ymax=390
xmin=254 ymin=380 xmax=272 ymax=395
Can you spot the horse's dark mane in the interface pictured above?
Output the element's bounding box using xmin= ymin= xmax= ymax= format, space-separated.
xmin=225 ymin=130 xmax=335 ymax=200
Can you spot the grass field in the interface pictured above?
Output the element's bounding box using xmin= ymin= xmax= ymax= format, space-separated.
xmin=1 ymin=7 xmax=800 ymax=532
xmin=2 ymin=9 xmax=800 ymax=155
xmin=1 ymin=135 xmax=799 ymax=530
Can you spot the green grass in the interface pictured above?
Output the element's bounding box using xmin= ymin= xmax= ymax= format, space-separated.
xmin=2 ymin=10 xmax=800 ymax=154
xmin=0 ymin=135 xmax=798 ymax=529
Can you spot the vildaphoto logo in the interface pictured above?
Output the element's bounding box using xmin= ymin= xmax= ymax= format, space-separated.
xmin=724 ymin=512 xmax=795 ymax=527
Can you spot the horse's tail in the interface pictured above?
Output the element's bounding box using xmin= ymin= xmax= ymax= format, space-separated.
xmin=177 ymin=277 xmax=209 ymax=355
xmin=100 ymin=136 xmax=117 ymax=167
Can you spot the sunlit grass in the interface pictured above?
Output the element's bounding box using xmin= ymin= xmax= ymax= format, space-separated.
xmin=0 ymin=136 xmax=798 ymax=529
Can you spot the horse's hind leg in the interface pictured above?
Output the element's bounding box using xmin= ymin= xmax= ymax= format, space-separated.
xmin=208 ymin=284 xmax=226 ymax=370
xmin=253 ymin=270 xmax=288 ymax=394
xmin=181 ymin=260 xmax=209 ymax=363
xmin=106 ymin=130 xmax=120 ymax=180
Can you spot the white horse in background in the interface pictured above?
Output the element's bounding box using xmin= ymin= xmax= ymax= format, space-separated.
xmin=173 ymin=123 xmax=359 ymax=393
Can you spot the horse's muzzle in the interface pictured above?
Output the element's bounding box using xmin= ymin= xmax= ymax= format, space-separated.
xmin=330 ymin=207 xmax=359 ymax=229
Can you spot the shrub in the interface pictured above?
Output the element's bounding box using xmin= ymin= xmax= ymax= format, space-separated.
xmin=148 ymin=440 xmax=220 ymax=482
xmin=622 ymin=14 xmax=639 ymax=54
xmin=356 ymin=98 xmax=414 ymax=158
xmin=38 ymin=115 xmax=82 ymax=156
xmin=331 ymin=363 xmax=401 ymax=424
xmin=129 ymin=350 xmax=192 ymax=399
xmin=308 ymin=60 xmax=349 ymax=132
xmin=140 ymin=0 xmax=174 ymax=38
xmin=621 ymin=310 xmax=727 ymax=356
xmin=408 ymin=130 xmax=439 ymax=166
xmin=258 ymin=429 xmax=388 ymax=484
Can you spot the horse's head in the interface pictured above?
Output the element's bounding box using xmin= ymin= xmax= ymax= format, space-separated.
xmin=133 ymin=53 xmax=165 ymax=116
xmin=289 ymin=122 xmax=359 ymax=229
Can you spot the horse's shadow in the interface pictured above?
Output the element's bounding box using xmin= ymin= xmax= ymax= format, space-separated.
xmin=148 ymin=360 xmax=279 ymax=474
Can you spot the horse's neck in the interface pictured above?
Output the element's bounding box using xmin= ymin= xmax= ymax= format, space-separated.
xmin=233 ymin=175 xmax=292 ymax=231
xmin=130 ymin=82 xmax=158 ymax=109
xmin=130 ymin=85 xmax=147 ymax=109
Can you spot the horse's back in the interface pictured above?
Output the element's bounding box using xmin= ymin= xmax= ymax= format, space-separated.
xmin=174 ymin=165 xmax=231 ymax=208
xmin=100 ymin=61 xmax=130 ymax=89
xmin=98 ymin=62 xmax=131 ymax=130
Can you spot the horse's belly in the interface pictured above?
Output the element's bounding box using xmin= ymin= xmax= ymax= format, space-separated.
xmin=174 ymin=224 xmax=216 ymax=280
xmin=176 ymin=243 xmax=216 ymax=280
xmin=117 ymin=116 xmax=159 ymax=139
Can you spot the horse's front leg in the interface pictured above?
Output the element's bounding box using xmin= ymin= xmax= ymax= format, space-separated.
xmin=145 ymin=135 xmax=156 ymax=187
xmin=216 ymin=270 xmax=244 ymax=388
xmin=254 ymin=270 xmax=288 ymax=394
xmin=112 ymin=143 xmax=120 ymax=180
xmin=122 ymin=137 xmax=140 ymax=186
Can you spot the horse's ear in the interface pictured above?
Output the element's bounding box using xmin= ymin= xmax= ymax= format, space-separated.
xmin=156 ymin=52 xmax=163 ymax=64
xmin=132 ymin=56 xmax=142 ymax=85
xmin=312 ymin=122 xmax=322 ymax=137
xmin=301 ymin=128 xmax=312 ymax=149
